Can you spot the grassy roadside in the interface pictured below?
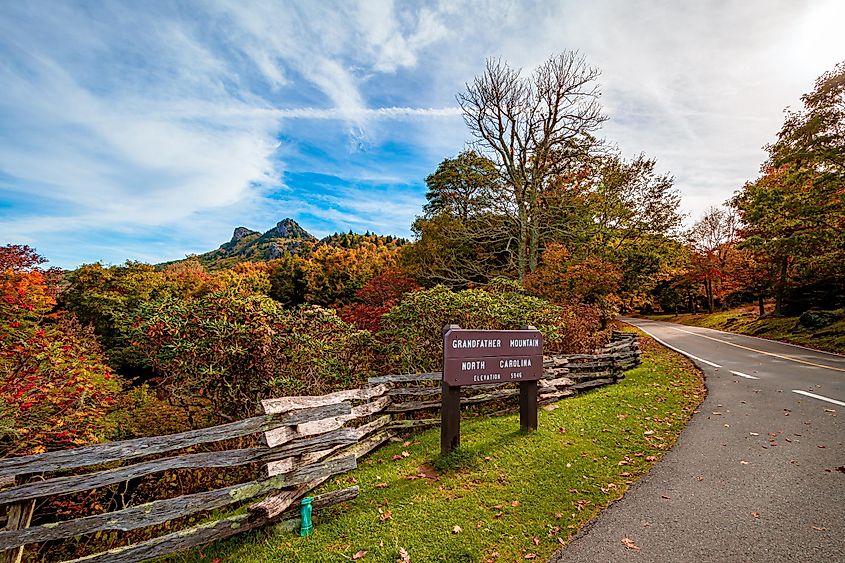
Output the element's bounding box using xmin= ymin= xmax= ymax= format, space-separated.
xmin=645 ymin=305 xmax=845 ymax=354
xmin=176 ymin=328 xmax=705 ymax=563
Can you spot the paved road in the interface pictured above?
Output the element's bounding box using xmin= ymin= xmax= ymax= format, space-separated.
xmin=550 ymin=317 xmax=845 ymax=563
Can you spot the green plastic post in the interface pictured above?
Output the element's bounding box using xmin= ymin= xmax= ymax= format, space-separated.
xmin=299 ymin=497 xmax=314 ymax=537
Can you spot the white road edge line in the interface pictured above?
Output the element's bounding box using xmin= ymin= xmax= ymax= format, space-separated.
xmin=730 ymin=370 xmax=759 ymax=380
xmin=632 ymin=324 xmax=722 ymax=368
xmin=791 ymin=390 xmax=845 ymax=407
xmin=664 ymin=325 xmax=845 ymax=373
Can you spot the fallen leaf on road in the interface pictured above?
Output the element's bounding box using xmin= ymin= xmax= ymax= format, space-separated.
xmin=812 ymin=526 xmax=828 ymax=532
xmin=751 ymin=512 xmax=760 ymax=518
xmin=352 ymin=551 xmax=367 ymax=560
xmin=837 ymin=466 xmax=845 ymax=474
xmin=740 ymin=460 xmax=749 ymax=465
xmin=817 ymin=445 xmax=826 ymax=449
xmin=661 ymin=495 xmax=670 ymax=499
xmin=824 ymin=409 xmax=835 ymax=413
xmin=621 ymin=537 xmax=640 ymax=551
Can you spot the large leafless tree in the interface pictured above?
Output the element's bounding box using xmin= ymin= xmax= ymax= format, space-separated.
xmin=458 ymin=51 xmax=605 ymax=279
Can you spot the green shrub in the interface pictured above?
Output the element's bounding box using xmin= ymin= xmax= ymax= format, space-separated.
xmin=379 ymin=285 xmax=604 ymax=373
xmin=122 ymin=291 xmax=376 ymax=420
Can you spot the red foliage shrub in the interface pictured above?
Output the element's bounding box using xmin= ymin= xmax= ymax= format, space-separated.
xmin=339 ymin=270 xmax=420 ymax=331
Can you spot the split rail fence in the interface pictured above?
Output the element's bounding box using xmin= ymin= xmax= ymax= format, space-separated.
xmin=0 ymin=331 xmax=639 ymax=563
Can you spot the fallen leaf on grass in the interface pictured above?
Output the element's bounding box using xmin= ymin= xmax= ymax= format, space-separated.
xmin=643 ymin=430 xmax=655 ymax=435
xmin=374 ymin=483 xmax=388 ymax=489
xmin=621 ymin=537 xmax=640 ymax=551
xmin=511 ymin=500 xmax=521 ymax=507
xmin=403 ymin=441 xmax=411 ymax=447
xmin=397 ymin=547 xmax=411 ymax=562
xmin=391 ymin=455 xmax=403 ymax=461
xmin=379 ymin=510 xmax=392 ymax=522
xmin=645 ymin=456 xmax=657 ymax=462
xmin=352 ymin=551 xmax=367 ymax=560
xmin=452 ymin=525 xmax=462 ymax=534
xmin=620 ymin=472 xmax=632 ymax=477
xmin=524 ymin=554 xmax=537 ymax=560
xmin=533 ymin=537 xmax=540 ymax=545
xmin=401 ymin=451 xmax=411 ymax=458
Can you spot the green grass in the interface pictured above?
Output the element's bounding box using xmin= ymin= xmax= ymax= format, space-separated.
xmin=646 ymin=305 xmax=845 ymax=354
xmin=176 ymin=330 xmax=704 ymax=563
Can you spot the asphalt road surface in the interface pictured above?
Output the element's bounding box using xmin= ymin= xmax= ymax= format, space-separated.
xmin=550 ymin=317 xmax=845 ymax=563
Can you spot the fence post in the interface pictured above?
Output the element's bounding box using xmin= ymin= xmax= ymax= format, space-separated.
xmin=1 ymin=476 xmax=35 ymax=563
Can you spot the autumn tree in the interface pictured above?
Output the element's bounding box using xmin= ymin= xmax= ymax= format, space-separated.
xmin=732 ymin=60 xmax=845 ymax=314
xmin=459 ymin=52 xmax=605 ymax=279
xmin=1 ymin=246 xmax=122 ymax=456
xmin=405 ymin=152 xmax=517 ymax=286
xmin=685 ymin=207 xmax=739 ymax=313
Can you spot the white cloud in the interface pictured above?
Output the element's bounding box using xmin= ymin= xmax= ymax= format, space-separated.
xmin=2 ymin=0 xmax=843 ymax=267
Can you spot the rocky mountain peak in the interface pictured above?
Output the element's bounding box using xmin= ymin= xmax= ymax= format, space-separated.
xmin=268 ymin=218 xmax=315 ymax=240
xmin=231 ymin=226 xmax=258 ymax=243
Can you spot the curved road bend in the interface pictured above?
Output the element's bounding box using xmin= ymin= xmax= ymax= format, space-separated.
xmin=550 ymin=317 xmax=845 ymax=563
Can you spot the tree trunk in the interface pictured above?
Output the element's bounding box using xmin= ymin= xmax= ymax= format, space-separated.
xmin=705 ymin=279 xmax=714 ymax=314
xmin=775 ymin=257 xmax=787 ymax=316
xmin=528 ymin=186 xmax=540 ymax=273
xmin=517 ymin=204 xmax=529 ymax=281
xmin=758 ymin=293 xmax=765 ymax=317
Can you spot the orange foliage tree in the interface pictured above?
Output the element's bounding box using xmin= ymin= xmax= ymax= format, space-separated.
xmin=0 ymin=245 xmax=122 ymax=456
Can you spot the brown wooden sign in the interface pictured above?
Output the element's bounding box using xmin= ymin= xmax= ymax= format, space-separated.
xmin=443 ymin=328 xmax=544 ymax=386
xmin=440 ymin=326 xmax=543 ymax=455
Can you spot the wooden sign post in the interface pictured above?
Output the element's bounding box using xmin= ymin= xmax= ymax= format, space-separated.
xmin=440 ymin=325 xmax=544 ymax=455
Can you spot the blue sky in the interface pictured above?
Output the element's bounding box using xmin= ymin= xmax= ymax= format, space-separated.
xmin=1 ymin=0 xmax=843 ymax=268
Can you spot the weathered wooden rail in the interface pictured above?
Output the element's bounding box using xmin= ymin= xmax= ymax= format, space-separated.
xmin=0 ymin=331 xmax=640 ymax=563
